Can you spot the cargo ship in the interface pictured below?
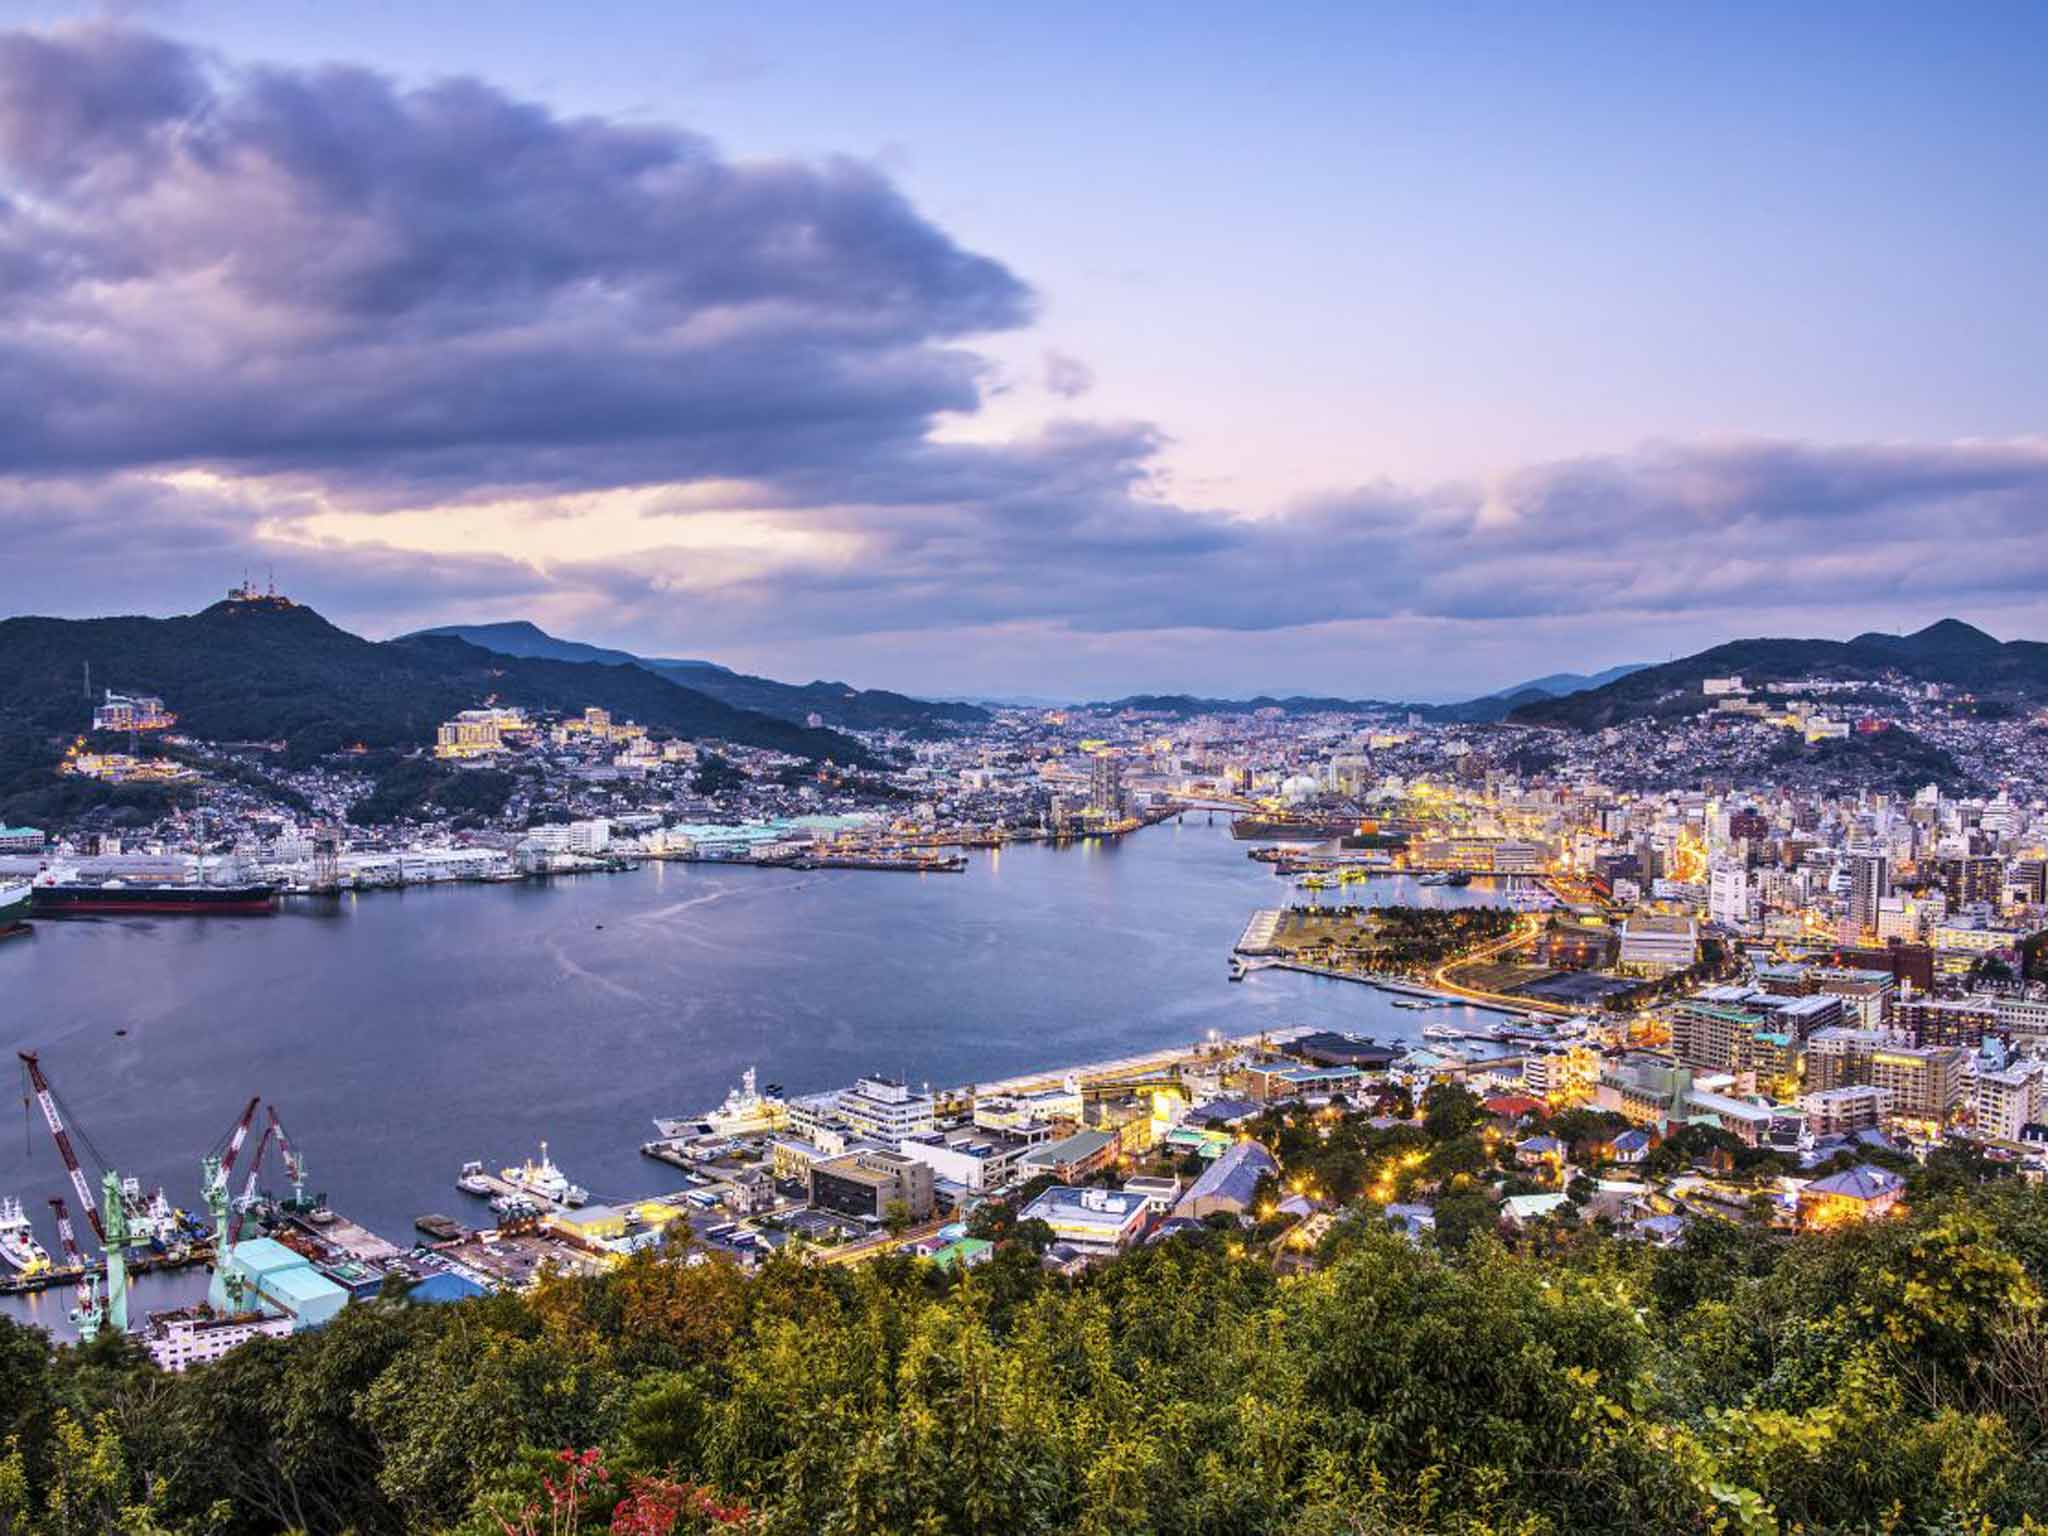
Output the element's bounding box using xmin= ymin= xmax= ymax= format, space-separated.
xmin=30 ymin=877 xmax=278 ymax=916
xmin=1230 ymin=815 xmax=1361 ymax=842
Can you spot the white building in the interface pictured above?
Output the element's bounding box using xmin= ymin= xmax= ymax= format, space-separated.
xmin=145 ymin=1306 xmax=296 ymax=1372
xmin=1975 ymin=1060 xmax=2048 ymax=1142
xmin=1707 ymin=864 xmax=1752 ymax=928
xmin=1018 ymin=1185 xmax=1152 ymax=1257
xmin=1618 ymin=913 xmax=1699 ymax=975
xmin=835 ymin=1075 xmax=937 ymax=1150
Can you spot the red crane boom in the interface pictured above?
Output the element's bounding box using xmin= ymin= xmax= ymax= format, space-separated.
xmin=218 ymin=1095 xmax=260 ymax=1183
xmin=46 ymin=1197 xmax=84 ymax=1268
xmin=227 ymin=1117 xmax=276 ymax=1245
xmin=18 ymin=1052 xmax=105 ymax=1245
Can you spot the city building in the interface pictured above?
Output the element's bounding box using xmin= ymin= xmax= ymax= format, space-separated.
xmin=1798 ymin=1164 xmax=1905 ymax=1228
xmin=1975 ymin=1060 xmax=2048 ymax=1142
xmin=835 ymin=1075 xmax=938 ymax=1149
xmin=1848 ymin=853 xmax=1890 ymax=936
xmin=145 ymin=1305 xmax=296 ymax=1372
xmin=1617 ymin=913 xmax=1699 ymax=975
xmin=1171 ymin=1139 xmax=1279 ymax=1221
xmin=1087 ymin=753 xmax=1128 ymax=823
xmin=1237 ymin=1059 xmax=1368 ymax=1103
xmin=0 ymin=825 xmax=44 ymax=854
xmin=91 ymin=690 xmax=175 ymax=732
xmin=1018 ymin=1185 xmax=1153 ymax=1257
xmin=1801 ymin=1085 xmax=1889 ymax=1139
xmin=224 ymin=1237 xmax=350 ymax=1327
xmin=807 ymin=1148 xmax=936 ymax=1222
xmin=1016 ymin=1128 xmax=1119 ymax=1183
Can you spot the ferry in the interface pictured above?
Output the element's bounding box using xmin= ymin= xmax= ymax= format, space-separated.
xmin=0 ymin=1198 xmax=52 ymax=1275
xmin=1418 ymin=871 xmax=1472 ymax=888
xmin=500 ymin=1141 xmax=589 ymax=1207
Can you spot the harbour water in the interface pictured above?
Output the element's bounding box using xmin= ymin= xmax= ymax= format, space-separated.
xmin=0 ymin=819 xmax=1503 ymax=1336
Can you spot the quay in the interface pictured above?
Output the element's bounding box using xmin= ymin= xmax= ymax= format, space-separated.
xmin=936 ymin=1022 xmax=1318 ymax=1111
xmin=0 ymin=1241 xmax=215 ymax=1296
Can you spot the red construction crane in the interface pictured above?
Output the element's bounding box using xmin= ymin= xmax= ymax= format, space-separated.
xmin=269 ymin=1106 xmax=308 ymax=1206
xmin=19 ymin=1052 xmax=105 ymax=1245
xmin=216 ymin=1095 xmax=260 ymax=1186
xmin=46 ymin=1197 xmax=85 ymax=1269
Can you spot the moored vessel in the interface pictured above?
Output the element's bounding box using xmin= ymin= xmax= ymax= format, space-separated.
xmin=500 ymin=1141 xmax=589 ymax=1206
xmin=31 ymin=875 xmax=278 ymax=916
xmin=0 ymin=1198 xmax=52 ymax=1275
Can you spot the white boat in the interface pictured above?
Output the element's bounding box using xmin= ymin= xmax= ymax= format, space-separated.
xmin=500 ymin=1141 xmax=589 ymax=1207
xmin=122 ymin=1181 xmax=186 ymax=1246
xmin=703 ymin=1068 xmax=788 ymax=1138
xmin=455 ymin=1160 xmax=493 ymax=1196
xmin=0 ymin=881 xmax=29 ymax=927
xmin=0 ymin=1198 xmax=51 ymax=1275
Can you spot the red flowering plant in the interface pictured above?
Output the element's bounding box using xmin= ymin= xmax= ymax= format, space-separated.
xmin=491 ymin=1448 xmax=751 ymax=1536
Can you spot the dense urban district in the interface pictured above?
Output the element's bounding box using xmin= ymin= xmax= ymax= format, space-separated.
xmin=4 ymin=592 xmax=2048 ymax=1532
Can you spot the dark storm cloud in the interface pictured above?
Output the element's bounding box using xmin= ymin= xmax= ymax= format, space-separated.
xmin=0 ymin=22 xmax=1030 ymax=487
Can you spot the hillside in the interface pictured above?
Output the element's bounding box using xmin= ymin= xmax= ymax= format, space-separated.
xmin=407 ymin=621 xmax=987 ymax=732
xmin=1096 ymin=663 xmax=1645 ymax=724
xmin=0 ymin=602 xmax=866 ymax=788
xmin=403 ymin=619 xmax=730 ymax=675
xmin=1511 ymin=619 xmax=2048 ymax=729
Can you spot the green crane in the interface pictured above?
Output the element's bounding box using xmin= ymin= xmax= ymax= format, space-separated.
xmin=99 ymin=1168 xmax=129 ymax=1335
xmin=205 ymin=1097 xmax=261 ymax=1313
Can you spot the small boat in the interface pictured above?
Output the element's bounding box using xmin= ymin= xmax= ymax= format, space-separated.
xmin=0 ymin=1198 xmax=51 ymax=1276
xmin=456 ymin=1160 xmax=493 ymax=1196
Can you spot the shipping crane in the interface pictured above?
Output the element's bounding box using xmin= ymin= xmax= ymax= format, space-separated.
xmin=19 ymin=1052 xmax=106 ymax=1245
xmin=204 ymin=1096 xmax=261 ymax=1312
xmin=46 ymin=1196 xmax=84 ymax=1270
xmin=269 ymin=1106 xmax=308 ymax=1210
xmin=227 ymin=1115 xmax=276 ymax=1246
xmin=20 ymin=1051 xmax=130 ymax=1335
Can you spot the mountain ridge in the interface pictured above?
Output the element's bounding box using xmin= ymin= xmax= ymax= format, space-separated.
xmin=405 ymin=621 xmax=988 ymax=732
xmin=1510 ymin=619 xmax=2048 ymax=729
xmin=0 ymin=602 xmax=869 ymax=799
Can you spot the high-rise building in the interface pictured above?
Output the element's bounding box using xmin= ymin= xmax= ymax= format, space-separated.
xmin=1708 ymin=863 xmax=1752 ymax=928
xmin=1848 ymin=853 xmax=1889 ymax=935
xmin=1088 ymin=754 xmax=1127 ymax=822
xmin=1940 ymin=855 xmax=2004 ymax=912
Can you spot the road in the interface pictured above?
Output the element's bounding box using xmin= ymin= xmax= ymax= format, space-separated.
xmin=1429 ymin=915 xmax=1577 ymax=1017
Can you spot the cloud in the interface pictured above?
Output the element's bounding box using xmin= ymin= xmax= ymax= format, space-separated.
xmin=1042 ymin=349 xmax=1095 ymax=399
xmin=0 ymin=20 xmax=1030 ymax=492
xmin=5 ymin=24 xmax=2048 ymax=696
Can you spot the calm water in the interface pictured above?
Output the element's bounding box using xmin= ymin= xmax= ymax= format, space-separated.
xmin=1 ymin=820 xmax=1500 ymax=1336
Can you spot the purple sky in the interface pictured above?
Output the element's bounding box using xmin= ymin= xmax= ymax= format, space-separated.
xmin=4 ymin=5 xmax=2048 ymax=699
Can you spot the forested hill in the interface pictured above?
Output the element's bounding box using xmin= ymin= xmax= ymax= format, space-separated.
xmin=1511 ymin=619 xmax=2048 ymax=729
xmin=0 ymin=601 xmax=867 ymax=765
xmin=408 ymin=620 xmax=990 ymax=733
xmin=1 ymin=1168 xmax=2044 ymax=1533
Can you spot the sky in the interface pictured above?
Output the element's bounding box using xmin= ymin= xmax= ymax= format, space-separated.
xmin=3 ymin=2 xmax=2048 ymax=700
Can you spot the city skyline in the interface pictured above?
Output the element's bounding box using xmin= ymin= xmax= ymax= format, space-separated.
xmin=5 ymin=4 xmax=2048 ymax=696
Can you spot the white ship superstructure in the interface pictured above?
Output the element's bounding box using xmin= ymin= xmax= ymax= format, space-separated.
xmin=0 ymin=1198 xmax=52 ymax=1275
